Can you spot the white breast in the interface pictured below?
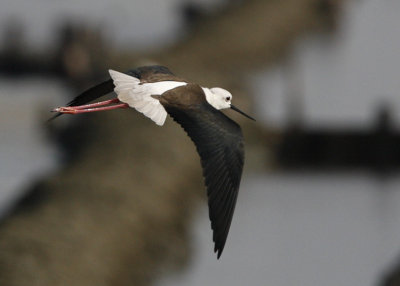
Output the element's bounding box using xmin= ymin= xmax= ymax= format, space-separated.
xmin=109 ymin=69 xmax=186 ymax=126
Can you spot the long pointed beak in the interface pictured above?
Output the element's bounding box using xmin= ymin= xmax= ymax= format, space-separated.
xmin=230 ymin=104 xmax=256 ymax=121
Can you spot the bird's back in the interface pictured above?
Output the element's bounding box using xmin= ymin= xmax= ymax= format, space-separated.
xmin=158 ymin=84 xmax=207 ymax=108
xmin=128 ymin=66 xmax=186 ymax=83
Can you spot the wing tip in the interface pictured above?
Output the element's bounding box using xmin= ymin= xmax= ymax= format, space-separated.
xmin=215 ymin=246 xmax=223 ymax=259
xmin=214 ymin=239 xmax=225 ymax=259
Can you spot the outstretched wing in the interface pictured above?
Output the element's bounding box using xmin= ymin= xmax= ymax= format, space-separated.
xmin=49 ymin=65 xmax=175 ymax=121
xmin=162 ymin=88 xmax=244 ymax=258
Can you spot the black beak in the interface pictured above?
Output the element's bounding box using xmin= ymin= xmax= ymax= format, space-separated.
xmin=231 ymin=104 xmax=256 ymax=121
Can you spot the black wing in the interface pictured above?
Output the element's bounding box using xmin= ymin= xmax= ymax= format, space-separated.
xmin=127 ymin=65 xmax=174 ymax=79
xmin=165 ymin=103 xmax=244 ymax=258
xmin=49 ymin=65 xmax=174 ymax=121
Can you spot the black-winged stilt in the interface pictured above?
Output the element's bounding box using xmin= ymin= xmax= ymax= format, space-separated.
xmin=51 ymin=65 xmax=255 ymax=258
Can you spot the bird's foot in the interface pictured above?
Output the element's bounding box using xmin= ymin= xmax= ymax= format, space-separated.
xmin=52 ymin=106 xmax=80 ymax=114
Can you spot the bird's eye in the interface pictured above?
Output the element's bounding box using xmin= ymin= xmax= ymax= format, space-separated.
xmin=225 ymin=97 xmax=230 ymax=102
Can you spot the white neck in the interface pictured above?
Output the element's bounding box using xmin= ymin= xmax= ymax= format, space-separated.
xmin=202 ymin=87 xmax=221 ymax=110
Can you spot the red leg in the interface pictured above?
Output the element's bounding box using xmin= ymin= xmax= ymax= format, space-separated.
xmin=63 ymin=98 xmax=121 ymax=111
xmin=55 ymin=103 xmax=129 ymax=114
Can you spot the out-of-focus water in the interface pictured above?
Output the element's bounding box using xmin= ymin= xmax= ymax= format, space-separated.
xmin=252 ymin=0 xmax=400 ymax=130
xmin=159 ymin=172 xmax=400 ymax=286
xmin=0 ymin=0 xmax=224 ymax=52
xmin=0 ymin=78 xmax=66 ymax=216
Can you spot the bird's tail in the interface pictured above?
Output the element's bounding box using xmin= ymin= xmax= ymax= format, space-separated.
xmin=48 ymin=79 xmax=115 ymax=122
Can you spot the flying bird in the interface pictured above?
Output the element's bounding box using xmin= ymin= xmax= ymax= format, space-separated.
xmin=51 ymin=65 xmax=255 ymax=258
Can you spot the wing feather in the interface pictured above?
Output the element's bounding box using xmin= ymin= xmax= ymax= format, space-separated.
xmin=163 ymin=92 xmax=244 ymax=258
xmin=109 ymin=69 xmax=186 ymax=126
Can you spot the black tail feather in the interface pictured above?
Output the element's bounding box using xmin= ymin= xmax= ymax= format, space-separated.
xmin=48 ymin=79 xmax=114 ymax=122
xmin=66 ymin=79 xmax=115 ymax=107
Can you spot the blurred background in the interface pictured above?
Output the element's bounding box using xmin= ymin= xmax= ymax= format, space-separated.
xmin=1 ymin=0 xmax=400 ymax=285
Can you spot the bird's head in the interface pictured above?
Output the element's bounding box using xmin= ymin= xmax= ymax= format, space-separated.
xmin=209 ymin=87 xmax=233 ymax=109
xmin=207 ymin=87 xmax=255 ymax=121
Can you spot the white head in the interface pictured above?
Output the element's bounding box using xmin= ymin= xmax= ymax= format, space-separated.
xmin=203 ymin=87 xmax=233 ymax=110
xmin=202 ymin=87 xmax=256 ymax=121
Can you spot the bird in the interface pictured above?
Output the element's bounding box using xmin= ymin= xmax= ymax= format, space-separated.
xmin=51 ymin=65 xmax=255 ymax=258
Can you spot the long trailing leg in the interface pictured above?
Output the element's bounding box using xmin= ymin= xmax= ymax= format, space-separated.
xmin=64 ymin=98 xmax=120 ymax=110
xmin=52 ymin=98 xmax=128 ymax=114
xmin=54 ymin=98 xmax=119 ymax=111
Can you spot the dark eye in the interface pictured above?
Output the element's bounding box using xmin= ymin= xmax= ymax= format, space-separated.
xmin=225 ymin=97 xmax=230 ymax=102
